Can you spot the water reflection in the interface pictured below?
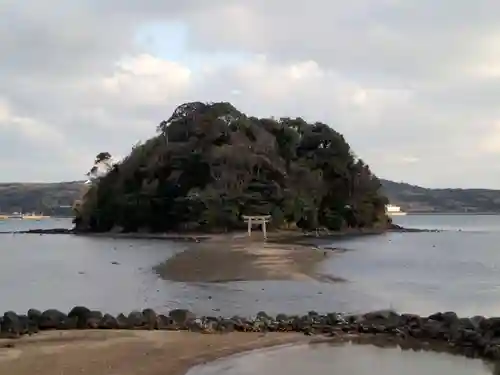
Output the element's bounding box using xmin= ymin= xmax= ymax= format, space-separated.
xmin=0 ymin=233 xmax=187 ymax=314
xmin=0 ymin=229 xmax=373 ymax=316
xmin=186 ymin=341 xmax=495 ymax=375
xmin=318 ymin=229 xmax=500 ymax=317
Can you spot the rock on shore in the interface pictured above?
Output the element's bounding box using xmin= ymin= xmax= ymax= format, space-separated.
xmin=1 ymin=308 xmax=500 ymax=361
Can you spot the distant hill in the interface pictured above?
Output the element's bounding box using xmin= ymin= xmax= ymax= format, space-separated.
xmin=1 ymin=178 xmax=500 ymax=217
xmin=380 ymin=179 xmax=500 ymax=213
xmin=0 ymin=181 xmax=85 ymax=217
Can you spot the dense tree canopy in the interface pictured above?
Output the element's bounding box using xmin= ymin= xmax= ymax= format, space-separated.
xmin=74 ymin=102 xmax=389 ymax=233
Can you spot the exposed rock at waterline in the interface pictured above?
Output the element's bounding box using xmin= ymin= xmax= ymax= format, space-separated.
xmin=142 ymin=308 xmax=158 ymax=330
xmin=169 ymin=309 xmax=196 ymax=329
xmin=127 ymin=311 xmax=145 ymax=328
xmin=38 ymin=309 xmax=68 ymax=330
xmin=68 ymin=306 xmax=91 ymax=329
xmin=99 ymin=314 xmax=119 ymax=329
xmin=2 ymin=307 xmax=500 ymax=361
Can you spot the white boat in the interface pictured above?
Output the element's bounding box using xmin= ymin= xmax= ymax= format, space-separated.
xmin=385 ymin=204 xmax=407 ymax=216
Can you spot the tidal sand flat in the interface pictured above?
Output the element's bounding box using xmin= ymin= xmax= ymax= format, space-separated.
xmin=154 ymin=234 xmax=342 ymax=283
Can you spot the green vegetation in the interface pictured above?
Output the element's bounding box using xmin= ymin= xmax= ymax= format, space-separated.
xmin=4 ymin=178 xmax=498 ymax=219
xmin=74 ymin=102 xmax=388 ymax=233
xmin=0 ymin=182 xmax=84 ymax=216
xmin=381 ymin=180 xmax=500 ymax=213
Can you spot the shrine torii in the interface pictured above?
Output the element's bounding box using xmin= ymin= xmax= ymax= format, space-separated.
xmin=241 ymin=215 xmax=271 ymax=240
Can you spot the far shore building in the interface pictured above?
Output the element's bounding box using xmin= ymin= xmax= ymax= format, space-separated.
xmin=385 ymin=204 xmax=406 ymax=216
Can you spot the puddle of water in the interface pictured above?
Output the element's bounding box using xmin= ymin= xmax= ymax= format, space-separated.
xmin=186 ymin=342 xmax=495 ymax=375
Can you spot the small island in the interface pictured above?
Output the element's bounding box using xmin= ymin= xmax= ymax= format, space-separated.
xmin=74 ymin=101 xmax=389 ymax=234
xmin=3 ymin=103 xmax=500 ymax=374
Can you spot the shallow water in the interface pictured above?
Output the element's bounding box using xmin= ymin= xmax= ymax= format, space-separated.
xmin=0 ymin=217 xmax=74 ymax=232
xmin=0 ymin=225 xmax=185 ymax=314
xmin=0 ymin=219 xmax=360 ymax=315
xmin=2 ymin=215 xmax=500 ymax=318
xmin=394 ymin=214 xmax=500 ymax=232
xmin=317 ymin=215 xmax=500 ymax=316
xmin=3 ymin=215 xmax=498 ymax=374
xmin=185 ymin=342 xmax=495 ymax=375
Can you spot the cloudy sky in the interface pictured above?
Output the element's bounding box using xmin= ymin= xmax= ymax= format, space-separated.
xmin=1 ymin=1 xmax=500 ymax=188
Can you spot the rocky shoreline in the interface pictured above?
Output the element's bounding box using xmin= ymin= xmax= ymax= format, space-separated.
xmin=1 ymin=307 xmax=499 ymax=362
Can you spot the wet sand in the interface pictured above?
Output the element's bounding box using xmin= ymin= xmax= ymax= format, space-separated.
xmin=154 ymin=234 xmax=344 ymax=282
xmin=0 ymin=330 xmax=307 ymax=375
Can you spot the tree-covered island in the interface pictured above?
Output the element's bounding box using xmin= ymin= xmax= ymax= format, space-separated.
xmin=74 ymin=102 xmax=389 ymax=233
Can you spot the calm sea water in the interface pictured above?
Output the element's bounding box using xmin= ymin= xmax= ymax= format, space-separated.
xmin=320 ymin=214 xmax=500 ymax=317
xmin=186 ymin=343 xmax=495 ymax=375
xmin=1 ymin=215 xmax=500 ymax=318
xmin=2 ymin=215 xmax=499 ymax=373
xmin=0 ymin=217 xmax=74 ymax=232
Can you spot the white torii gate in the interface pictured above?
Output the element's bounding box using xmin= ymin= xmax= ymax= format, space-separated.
xmin=242 ymin=215 xmax=271 ymax=240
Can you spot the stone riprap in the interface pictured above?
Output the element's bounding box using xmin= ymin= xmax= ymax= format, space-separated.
xmin=1 ymin=308 xmax=500 ymax=361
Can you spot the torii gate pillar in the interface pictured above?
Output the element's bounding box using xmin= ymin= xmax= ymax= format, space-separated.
xmin=242 ymin=215 xmax=271 ymax=240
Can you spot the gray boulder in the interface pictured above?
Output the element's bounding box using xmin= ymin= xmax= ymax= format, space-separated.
xmin=275 ymin=313 xmax=289 ymax=322
xmin=116 ymin=313 xmax=131 ymax=329
xmin=99 ymin=314 xmax=119 ymax=329
xmin=142 ymin=309 xmax=157 ymax=330
xmin=363 ymin=309 xmax=400 ymax=321
xmin=217 ymin=318 xmax=236 ymax=333
xmin=1 ymin=311 xmax=21 ymax=337
xmin=57 ymin=316 xmax=78 ymax=330
xmin=441 ymin=311 xmax=459 ymax=326
xmin=27 ymin=309 xmax=42 ymax=325
xmin=169 ymin=309 xmax=195 ymax=328
xmin=421 ymin=320 xmax=447 ymax=340
xmin=156 ymin=314 xmax=175 ymax=330
xmin=361 ymin=310 xmax=402 ymax=329
xmin=86 ymin=311 xmax=103 ymax=329
xmin=128 ymin=311 xmax=145 ymax=327
xmin=39 ymin=309 xmax=68 ymax=330
xmin=68 ymin=306 xmax=91 ymax=329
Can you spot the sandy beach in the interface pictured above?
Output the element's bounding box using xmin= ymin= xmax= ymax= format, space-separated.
xmin=154 ymin=233 xmax=345 ymax=282
xmin=0 ymin=330 xmax=308 ymax=375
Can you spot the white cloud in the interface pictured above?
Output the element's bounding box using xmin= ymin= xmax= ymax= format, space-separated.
xmin=400 ymin=157 xmax=420 ymax=164
xmin=479 ymin=121 xmax=500 ymax=154
xmin=2 ymin=0 xmax=500 ymax=187
xmin=0 ymin=98 xmax=64 ymax=144
xmin=99 ymin=54 xmax=192 ymax=106
xmin=0 ymin=99 xmax=12 ymax=122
